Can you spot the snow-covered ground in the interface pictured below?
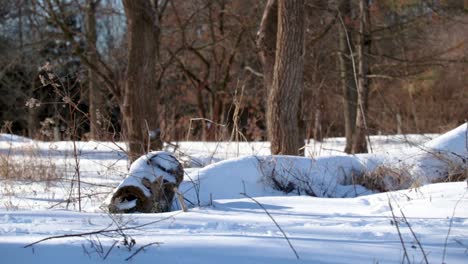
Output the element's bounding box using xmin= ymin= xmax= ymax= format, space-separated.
xmin=0 ymin=126 xmax=467 ymax=263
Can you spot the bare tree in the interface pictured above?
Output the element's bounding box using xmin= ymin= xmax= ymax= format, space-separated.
xmin=336 ymin=0 xmax=358 ymax=153
xmin=266 ymin=0 xmax=305 ymax=155
xmin=351 ymin=0 xmax=370 ymax=154
xmin=39 ymin=0 xmax=121 ymax=128
xmin=122 ymin=0 xmax=164 ymax=161
xmin=335 ymin=0 xmax=370 ymax=154
xmin=1 ymin=0 xmax=467 ymax=146
xmin=169 ymin=0 xmax=248 ymax=141
xmin=85 ymin=0 xmax=108 ymax=140
xmin=257 ymin=0 xmax=278 ymax=95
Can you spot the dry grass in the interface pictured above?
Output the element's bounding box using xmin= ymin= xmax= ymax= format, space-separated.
xmin=357 ymin=161 xmax=467 ymax=193
xmin=356 ymin=165 xmax=414 ymax=192
xmin=0 ymin=148 xmax=61 ymax=183
xmin=432 ymin=163 xmax=468 ymax=183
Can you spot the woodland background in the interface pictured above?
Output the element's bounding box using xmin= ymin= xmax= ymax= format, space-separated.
xmin=0 ymin=0 xmax=466 ymax=154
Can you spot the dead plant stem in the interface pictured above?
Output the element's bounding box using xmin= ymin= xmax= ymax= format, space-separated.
xmin=388 ymin=199 xmax=411 ymax=264
xmin=241 ymin=192 xmax=300 ymax=260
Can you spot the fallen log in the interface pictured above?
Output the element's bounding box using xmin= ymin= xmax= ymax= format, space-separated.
xmin=108 ymin=151 xmax=183 ymax=213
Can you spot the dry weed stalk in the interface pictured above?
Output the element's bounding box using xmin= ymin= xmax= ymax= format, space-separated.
xmin=431 ymin=159 xmax=467 ymax=183
xmin=0 ymin=147 xmax=61 ymax=183
xmin=388 ymin=199 xmax=411 ymax=264
xmin=241 ymin=192 xmax=300 ymax=260
xmin=24 ymin=210 xmax=182 ymax=260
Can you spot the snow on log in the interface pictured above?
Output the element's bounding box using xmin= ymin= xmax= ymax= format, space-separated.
xmin=108 ymin=151 xmax=183 ymax=213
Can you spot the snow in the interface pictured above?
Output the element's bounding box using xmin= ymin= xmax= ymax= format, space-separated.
xmin=0 ymin=133 xmax=33 ymax=143
xmin=115 ymin=199 xmax=137 ymax=210
xmin=176 ymin=154 xmax=369 ymax=209
xmin=424 ymin=123 xmax=467 ymax=154
xmin=176 ymin=124 xmax=466 ymax=206
xmin=1 ymin=183 xmax=467 ymax=263
xmin=0 ymin=125 xmax=467 ymax=263
xmin=404 ymin=123 xmax=468 ymax=183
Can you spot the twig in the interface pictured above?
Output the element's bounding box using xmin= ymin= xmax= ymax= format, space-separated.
xmin=442 ymin=190 xmax=467 ymax=263
xmin=453 ymin=239 xmax=468 ymax=254
xmin=24 ymin=227 xmax=117 ymax=248
xmin=240 ymin=192 xmax=300 ymax=260
xmin=174 ymin=187 xmax=188 ymax=212
xmin=244 ymin=66 xmax=263 ymax=77
xmin=125 ymin=242 xmax=161 ymax=261
xmin=72 ymin=136 xmax=81 ymax=212
xmin=388 ymin=199 xmax=411 ymax=264
xmin=399 ymin=208 xmax=429 ymax=264
xmin=48 ymin=191 xmax=111 ymax=209
xmin=24 ymin=211 xmax=183 ymax=248
xmin=103 ymin=240 xmax=118 ymax=260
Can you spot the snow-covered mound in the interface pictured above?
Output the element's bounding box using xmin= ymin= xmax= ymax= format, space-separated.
xmin=359 ymin=123 xmax=467 ymax=191
xmin=174 ymin=123 xmax=467 ymax=208
xmin=404 ymin=123 xmax=467 ymax=182
xmin=176 ymin=155 xmax=372 ymax=209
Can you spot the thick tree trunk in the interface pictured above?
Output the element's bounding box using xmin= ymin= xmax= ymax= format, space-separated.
xmin=267 ymin=0 xmax=305 ymax=155
xmin=122 ymin=0 xmax=162 ymax=162
xmin=338 ymin=0 xmax=358 ymax=154
xmin=352 ymin=0 xmax=371 ymax=154
xmin=86 ymin=0 xmax=108 ymax=140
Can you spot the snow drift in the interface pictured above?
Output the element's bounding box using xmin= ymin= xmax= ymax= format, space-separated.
xmin=1 ymin=124 xmax=467 ymax=263
xmin=108 ymin=123 xmax=467 ymax=211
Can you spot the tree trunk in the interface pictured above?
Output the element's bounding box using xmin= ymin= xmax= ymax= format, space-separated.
xmin=352 ymin=0 xmax=370 ymax=154
xmin=257 ymin=0 xmax=278 ymax=94
xmin=267 ymin=0 xmax=305 ymax=155
xmin=122 ymin=0 xmax=162 ymax=162
xmin=86 ymin=0 xmax=108 ymax=140
xmin=338 ymin=0 xmax=358 ymax=154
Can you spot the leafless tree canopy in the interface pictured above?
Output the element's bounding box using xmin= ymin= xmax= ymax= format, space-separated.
xmin=1 ymin=0 xmax=466 ymax=154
